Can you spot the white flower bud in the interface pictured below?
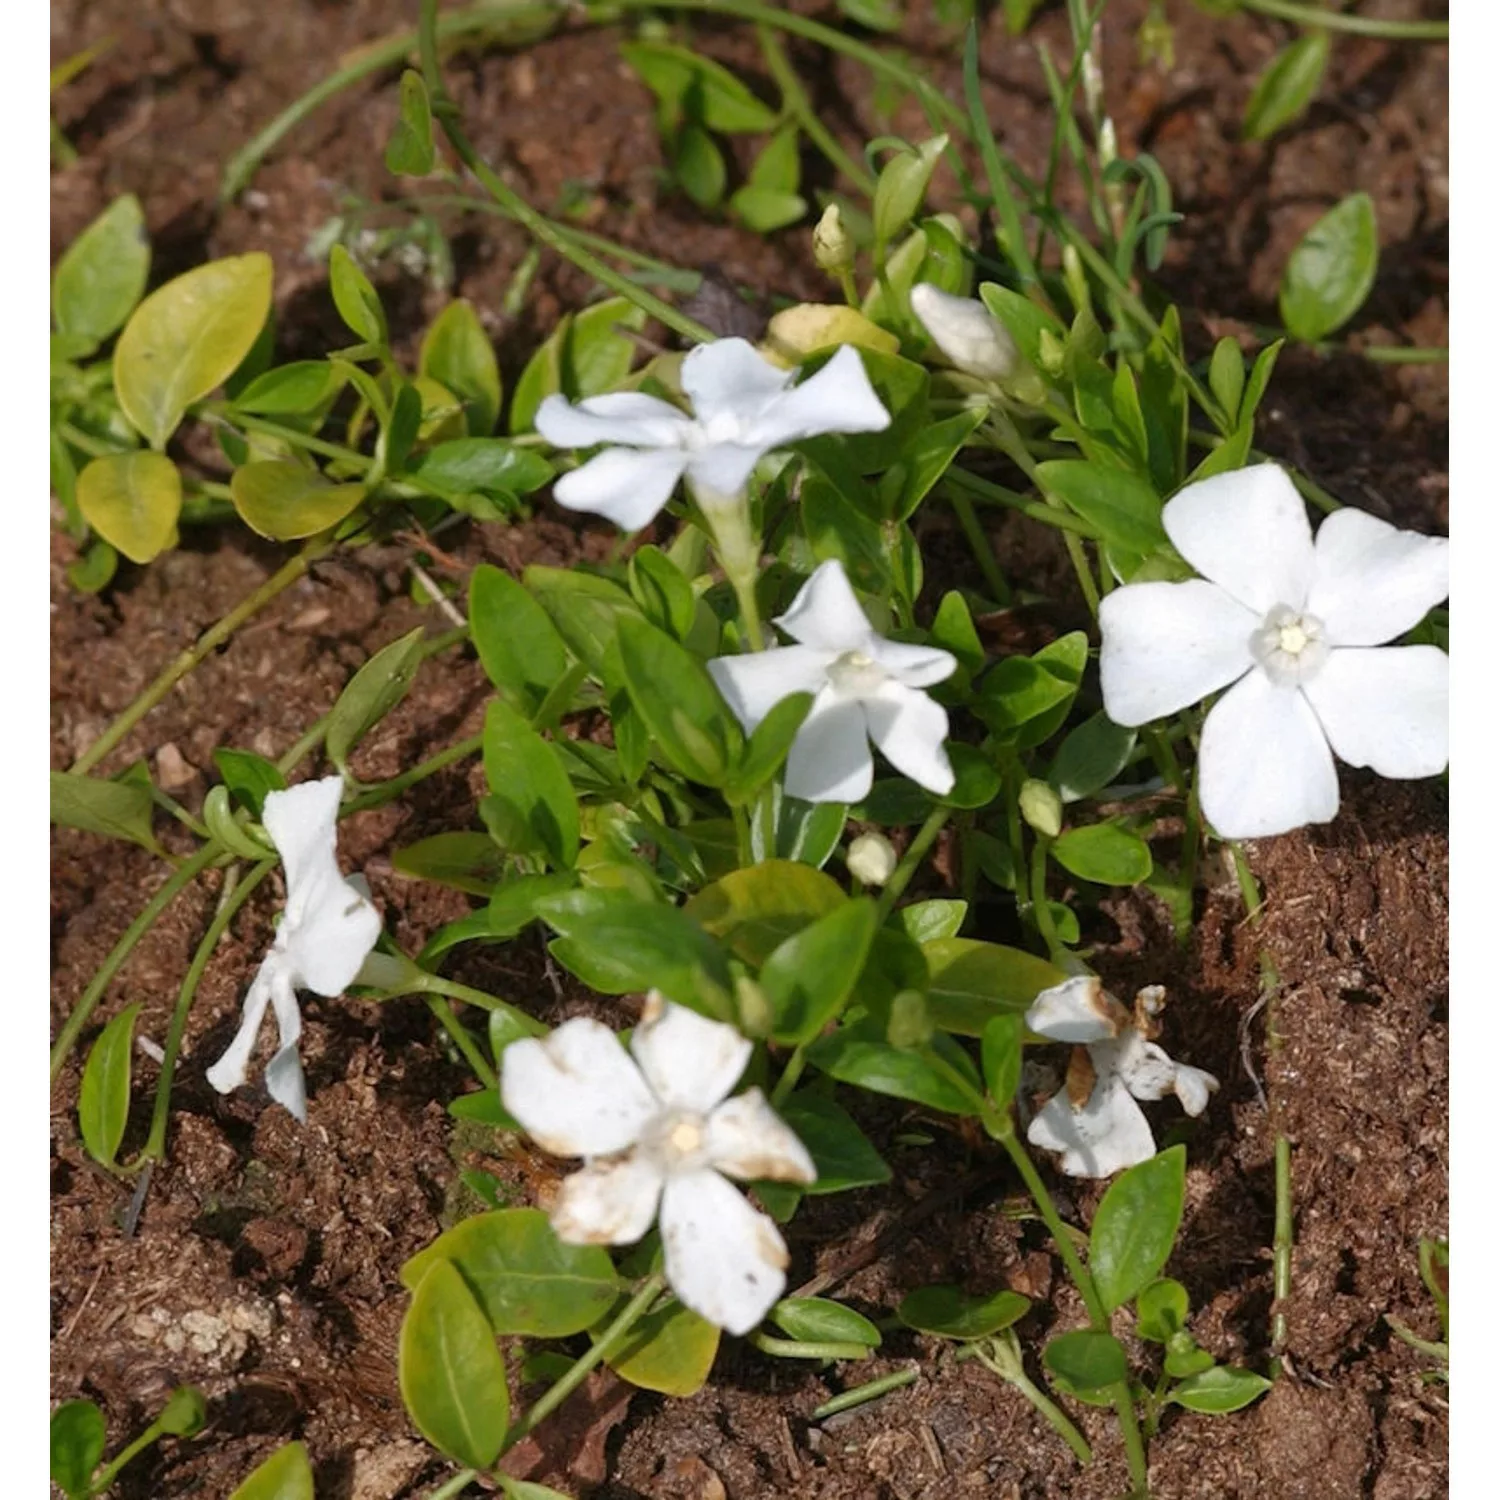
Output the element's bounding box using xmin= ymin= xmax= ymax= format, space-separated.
xmin=1019 ymin=779 xmax=1064 ymax=839
xmin=847 ymin=831 xmax=899 ymax=886
xmin=812 ymin=204 xmax=855 ymax=275
xmin=909 ymin=282 xmax=1019 ymax=382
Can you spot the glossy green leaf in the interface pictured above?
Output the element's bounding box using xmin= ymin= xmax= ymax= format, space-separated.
xmin=620 ymin=40 xmax=779 ymax=132
xmin=393 ymin=832 xmax=507 ymax=897
xmin=525 ymin=564 xmax=642 ymax=673
xmin=675 ymin=123 xmax=727 ymax=210
xmin=976 ymin=632 xmax=1088 ymax=738
xmin=628 ymin=544 xmax=696 ymax=641
xmin=50 ymin=769 xmax=162 ymax=855
xmin=978 ymin=282 xmax=1067 ymax=373
xmin=158 ymin=1385 xmax=209 ymax=1437
xmin=1051 ymin=822 xmax=1153 ymax=886
xmin=399 ymin=1259 xmax=509 ymax=1469
xmin=1090 ymin=1145 xmax=1187 ymax=1312
xmin=758 ymin=791 xmax=846 ymax=869
xmin=401 ymin=1208 xmax=620 ymax=1337
xmin=1044 ymin=1329 xmax=1128 ymax=1391
xmin=776 ymin=1093 xmax=890 ymax=1193
xmin=806 ymin=1022 xmax=983 ymax=1115
xmin=924 ymin=938 xmax=1066 ymax=1035
xmin=50 ymin=1399 xmax=105 ymax=1500
xmin=1208 ymin=337 xmax=1245 ymax=425
xmin=232 ymin=360 xmax=346 ymax=417
xmin=884 ymin=409 xmax=986 ymax=522
xmin=53 ymin=194 xmax=149 ymax=352
xmin=1047 ymin=713 xmax=1138 ymax=803
xmin=1164 ymin=1335 xmax=1216 ymax=1380
xmin=873 ymin=135 xmax=948 ymax=246
xmin=329 ymin=243 xmax=387 ymax=345
xmin=686 ymin=860 xmax=845 ymax=964
xmin=325 ymin=626 xmax=425 ymax=779
xmin=1279 ymin=192 xmax=1379 ymax=343
xmin=114 ymin=252 xmax=272 ymax=448
xmin=420 ymin=299 xmax=501 ymax=435
xmin=567 ymin=297 xmax=649 ymax=398
xmin=76 ymin=451 xmax=182 ymax=565
xmin=509 ymin=313 xmax=567 ymax=433
xmin=482 ymin=699 xmax=579 ymax=868
xmin=1135 ymin=1277 xmax=1190 ymax=1342
xmin=981 ymin=1013 xmax=1023 ymax=1106
xmin=1240 ymin=339 xmax=1283 ymax=425
xmin=386 ymin=68 xmax=436 ymax=175
xmin=939 ymin=744 xmax=1002 ymax=809
xmin=930 ymin=590 xmax=986 ymax=675
xmin=213 ymin=748 xmax=286 ymax=818
xmin=1036 ymin=461 xmax=1167 ymax=556
xmin=898 ymin=1284 xmax=1030 ymax=1340
xmin=1171 ymin=1365 xmax=1273 ymax=1414
xmin=772 ymin=1298 xmax=882 ymax=1347
xmin=898 ymin=899 xmax=967 ymax=945
xmin=79 ymin=1001 xmax=140 ymax=1167
xmin=469 ymin=564 xmax=571 ymax=713
xmin=227 ymin=1441 xmax=315 ymax=1500
xmin=230 ymin=459 xmax=365 ymax=541
xmin=608 ymin=1295 xmax=720 ymax=1395
xmin=1243 ymin=30 xmax=1329 ymax=142
xmin=761 ymin=897 xmax=879 ymax=1044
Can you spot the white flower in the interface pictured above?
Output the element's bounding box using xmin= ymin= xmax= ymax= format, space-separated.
xmin=206 ymin=776 xmax=382 ymax=1122
xmin=533 ymin=337 xmax=890 ymax=530
xmin=499 ymin=995 xmax=816 ymax=1335
xmin=1025 ymin=977 xmax=1218 ymax=1179
xmin=909 ymin=283 xmax=1019 ymax=381
xmin=1099 ymin=464 xmax=1449 ymax=838
xmin=708 ymin=559 xmax=959 ymax=804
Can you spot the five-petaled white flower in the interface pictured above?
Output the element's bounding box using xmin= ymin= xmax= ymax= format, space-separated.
xmin=500 ymin=994 xmax=815 ymax=1335
xmin=708 ymin=559 xmax=958 ymax=804
xmin=206 ymin=776 xmax=382 ymax=1122
xmin=533 ymin=337 xmax=890 ymax=531
xmin=1025 ymin=977 xmax=1217 ymax=1179
xmin=1099 ymin=464 xmax=1449 ymax=838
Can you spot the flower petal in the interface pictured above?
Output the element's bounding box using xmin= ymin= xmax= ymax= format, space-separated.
xmin=552 ymin=447 xmax=690 ymax=531
xmin=535 ymin=391 xmax=692 ymax=450
xmin=262 ymin=776 xmax=345 ymax=891
xmin=707 ymin=644 xmax=832 ymax=732
xmin=1173 ymin=1065 xmax=1218 ymax=1117
xmin=705 ymin=1088 xmax=817 ymax=1184
xmin=550 ymin=1154 xmax=664 ymax=1246
xmin=501 ymin=1018 xmax=657 ymax=1158
xmin=1025 ymin=976 xmax=1123 ymax=1044
xmin=783 ymin=692 xmax=874 ymax=804
xmin=1305 ymin=508 xmax=1450 ymax=647
xmin=862 ymin=680 xmax=954 ymax=795
xmin=1026 ymin=1072 xmax=1158 ymax=1179
xmin=866 ymin=637 xmax=958 ymax=689
xmin=281 ymin=873 xmax=383 ymax=997
xmin=1197 ymin=668 xmax=1340 ymax=838
xmin=774 ymin=559 xmax=877 ymax=651
xmin=1163 ymin=464 xmax=1315 ymax=614
xmin=1108 ymin=1033 xmax=1179 ymax=1102
xmin=686 ymin=443 xmax=768 ymax=499
xmin=680 ymin=338 xmax=795 ymax=427
xmin=1301 ymin=645 xmax=1449 ymax=779
xmin=740 ymin=345 xmax=892 ymax=451
xmin=630 ymin=995 xmax=752 ymax=1114
xmin=659 ymin=1169 xmax=791 ymax=1334
xmin=1098 ymin=579 xmax=1258 ymax=726
xmin=262 ymin=966 xmax=308 ymax=1121
xmin=205 ymin=961 xmax=276 ymax=1098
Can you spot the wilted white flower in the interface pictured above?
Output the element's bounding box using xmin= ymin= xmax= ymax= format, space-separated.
xmin=533 ymin=338 xmax=890 ymax=531
xmin=909 ymin=282 xmax=1019 ymax=381
xmin=1025 ymin=977 xmax=1217 ymax=1179
xmin=206 ymin=776 xmax=382 ymax=1121
xmin=1099 ymin=464 xmax=1449 ymax=839
xmin=500 ymin=995 xmax=815 ymax=1335
xmin=708 ymin=559 xmax=958 ymax=804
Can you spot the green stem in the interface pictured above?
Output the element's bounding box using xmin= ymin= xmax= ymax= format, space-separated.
xmin=150 ymin=787 xmax=211 ymax=840
xmin=756 ymin=25 xmax=875 ymax=193
xmin=1240 ymin=0 xmax=1447 ymax=40
xmin=499 ymin=1275 xmax=666 ymax=1456
xmin=409 ymin=971 xmax=544 ymax=1036
xmin=141 ymin=858 xmax=277 ymax=1163
xmin=810 ymin=1366 xmax=918 ymax=1419
xmin=973 ymin=1329 xmax=1092 ymax=1465
xmin=1272 ymin=1131 xmax=1292 ymax=1370
xmin=70 ymin=537 xmax=335 ymax=775
xmin=873 ymin=807 xmax=952 ymax=921
xmin=424 ymin=1470 xmax=478 ymax=1500
xmin=769 ymin=1043 xmax=809 ymax=1109
xmin=749 ymin=1331 xmax=873 ymax=1362
xmin=343 ymin=731 xmax=482 ymax=814
xmin=51 ymin=843 xmax=225 ymax=1082
xmin=1029 ymin=839 xmax=1065 ymax=960
xmin=945 ymin=468 xmax=1105 ymax=540
xmin=426 ymin=996 xmax=498 ymax=1088
xmin=88 ymin=1419 xmax=167 ymax=1495
xmin=947 ymin=486 xmax=1013 ymax=605
xmin=217 ymin=410 xmax=375 ymax=468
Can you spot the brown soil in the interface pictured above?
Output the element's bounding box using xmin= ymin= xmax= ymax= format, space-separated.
xmin=51 ymin=2 xmax=1448 ymax=1497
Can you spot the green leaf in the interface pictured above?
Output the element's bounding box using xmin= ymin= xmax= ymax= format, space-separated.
xmin=1035 ymin=461 xmax=1167 ymax=555
xmin=628 ymin=544 xmax=696 ymax=641
xmin=759 ymin=792 xmax=846 ymax=869
xmin=227 ymin=1442 xmax=315 ymax=1500
xmin=1240 ymin=339 xmax=1283 ymax=425
xmin=50 ymin=1400 xmax=106 ymax=1500
xmin=771 ymin=1298 xmax=882 ymax=1347
xmin=1207 ymin=337 xmax=1245 ymax=425
xmin=729 ymin=693 xmax=815 ymax=802
xmin=325 ymin=626 xmax=426 ymax=779
xmin=420 ymin=299 xmax=501 ymax=435
xmin=400 ymin=1208 xmax=620 ymax=1337
xmin=1243 ymin=31 xmax=1329 ymax=142
xmin=981 ymin=1013 xmax=1022 ymax=1105
xmin=686 ymin=860 xmax=845 ymax=964
xmin=760 ymin=897 xmax=879 ymax=1044
xmin=1047 ymin=713 xmax=1138 ymax=803
xmin=213 ymin=748 xmax=287 ymax=818
xmin=53 ymin=194 xmax=150 ymax=353
xmin=1279 ymin=192 xmax=1379 ymax=343
xmin=885 ymin=408 xmax=986 ymax=521
xmin=501 ymin=1481 xmax=574 ymax=1500
xmin=50 ymin=769 xmax=163 ymax=856
xmin=230 ymin=459 xmax=366 ymax=541
xmin=482 ymin=699 xmax=580 ymax=869
xmin=1051 ymin=822 xmax=1153 ymax=886
xmin=898 ymin=1284 xmax=1030 ymax=1340
xmin=776 ymin=1093 xmax=890 ymax=1193
xmin=1135 ymin=1277 xmax=1190 ymax=1342
xmin=76 ymin=451 xmax=182 ymax=565
xmin=975 ymin=632 xmax=1088 ymax=739
xmin=526 ymin=564 xmax=643 ymax=674
xmin=510 ymin=314 xmax=568 ymax=433
xmin=386 ymin=68 xmax=436 ymax=175
xmin=66 ymin=539 xmax=119 ymax=595
xmin=674 ymin=123 xmax=727 ymax=210
xmin=469 ymin=564 xmax=571 ymax=713
xmin=1164 ymin=1336 xmax=1216 ymax=1380
xmin=1044 ymin=1329 xmax=1128 ymax=1392
xmin=898 ymin=899 xmax=967 ymax=945
xmin=329 ymin=243 xmax=388 ymax=345
xmin=924 ymin=938 xmax=1066 ymax=1035
xmin=618 ymin=614 xmax=743 ymax=786
xmin=393 ymin=832 xmax=508 ymax=897
xmin=608 ymin=1295 xmax=720 ymax=1395
xmin=806 ymin=1022 xmax=983 ymax=1115
xmin=1172 ymin=1365 xmax=1273 ymax=1414
xmin=567 ymin=297 xmax=649 ymax=398
xmin=939 ymin=744 xmax=1002 ymax=809
xmin=114 ymin=252 xmax=272 ymax=449
xmin=1090 ymin=1145 xmax=1187 ymax=1312
xmin=158 ymin=1385 xmax=209 ymax=1437
xmin=620 ymin=41 xmax=779 ymax=132
xmin=538 ymin=889 xmax=732 ymax=1019
xmin=873 ymin=135 xmax=948 ymax=247
xmin=731 ymin=185 xmax=807 ymax=234
xmin=79 ymin=1002 xmax=140 ymax=1167
xmin=232 ymin=360 xmax=346 ymax=417
xmin=978 ymin=282 xmax=1067 ymax=374
xmin=399 ymin=1259 xmax=509 ymax=1469
xmin=930 ymin=590 xmax=986 ymax=675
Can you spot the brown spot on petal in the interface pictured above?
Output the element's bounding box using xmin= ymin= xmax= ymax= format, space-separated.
xmin=1065 ymin=1045 xmax=1097 ymax=1108
xmin=1133 ymin=983 xmax=1168 ymax=1039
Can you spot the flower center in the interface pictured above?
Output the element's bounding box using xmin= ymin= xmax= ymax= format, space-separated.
xmin=826 ymin=649 xmax=887 ymax=697
xmin=1250 ymin=604 xmax=1329 ymax=687
xmin=643 ymin=1109 xmax=711 ymax=1174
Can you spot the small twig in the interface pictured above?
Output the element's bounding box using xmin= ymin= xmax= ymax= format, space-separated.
xmin=409 ymin=560 xmax=468 ymax=629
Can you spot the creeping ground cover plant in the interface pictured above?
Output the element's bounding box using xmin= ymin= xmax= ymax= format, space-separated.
xmin=51 ymin=0 xmax=1449 ymax=1495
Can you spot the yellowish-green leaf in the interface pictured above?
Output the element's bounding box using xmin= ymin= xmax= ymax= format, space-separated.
xmin=227 ymin=1440 xmax=315 ymax=1500
xmin=607 ymin=1297 xmax=720 ymax=1395
xmin=762 ymin=304 xmax=900 ymax=364
xmin=114 ymin=252 xmax=273 ymax=448
xmin=230 ymin=460 xmax=366 ymax=540
xmin=76 ymin=451 xmax=182 ymax=564
xmin=420 ymin=299 xmax=501 ymax=435
xmin=53 ymin=194 xmax=150 ymax=352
